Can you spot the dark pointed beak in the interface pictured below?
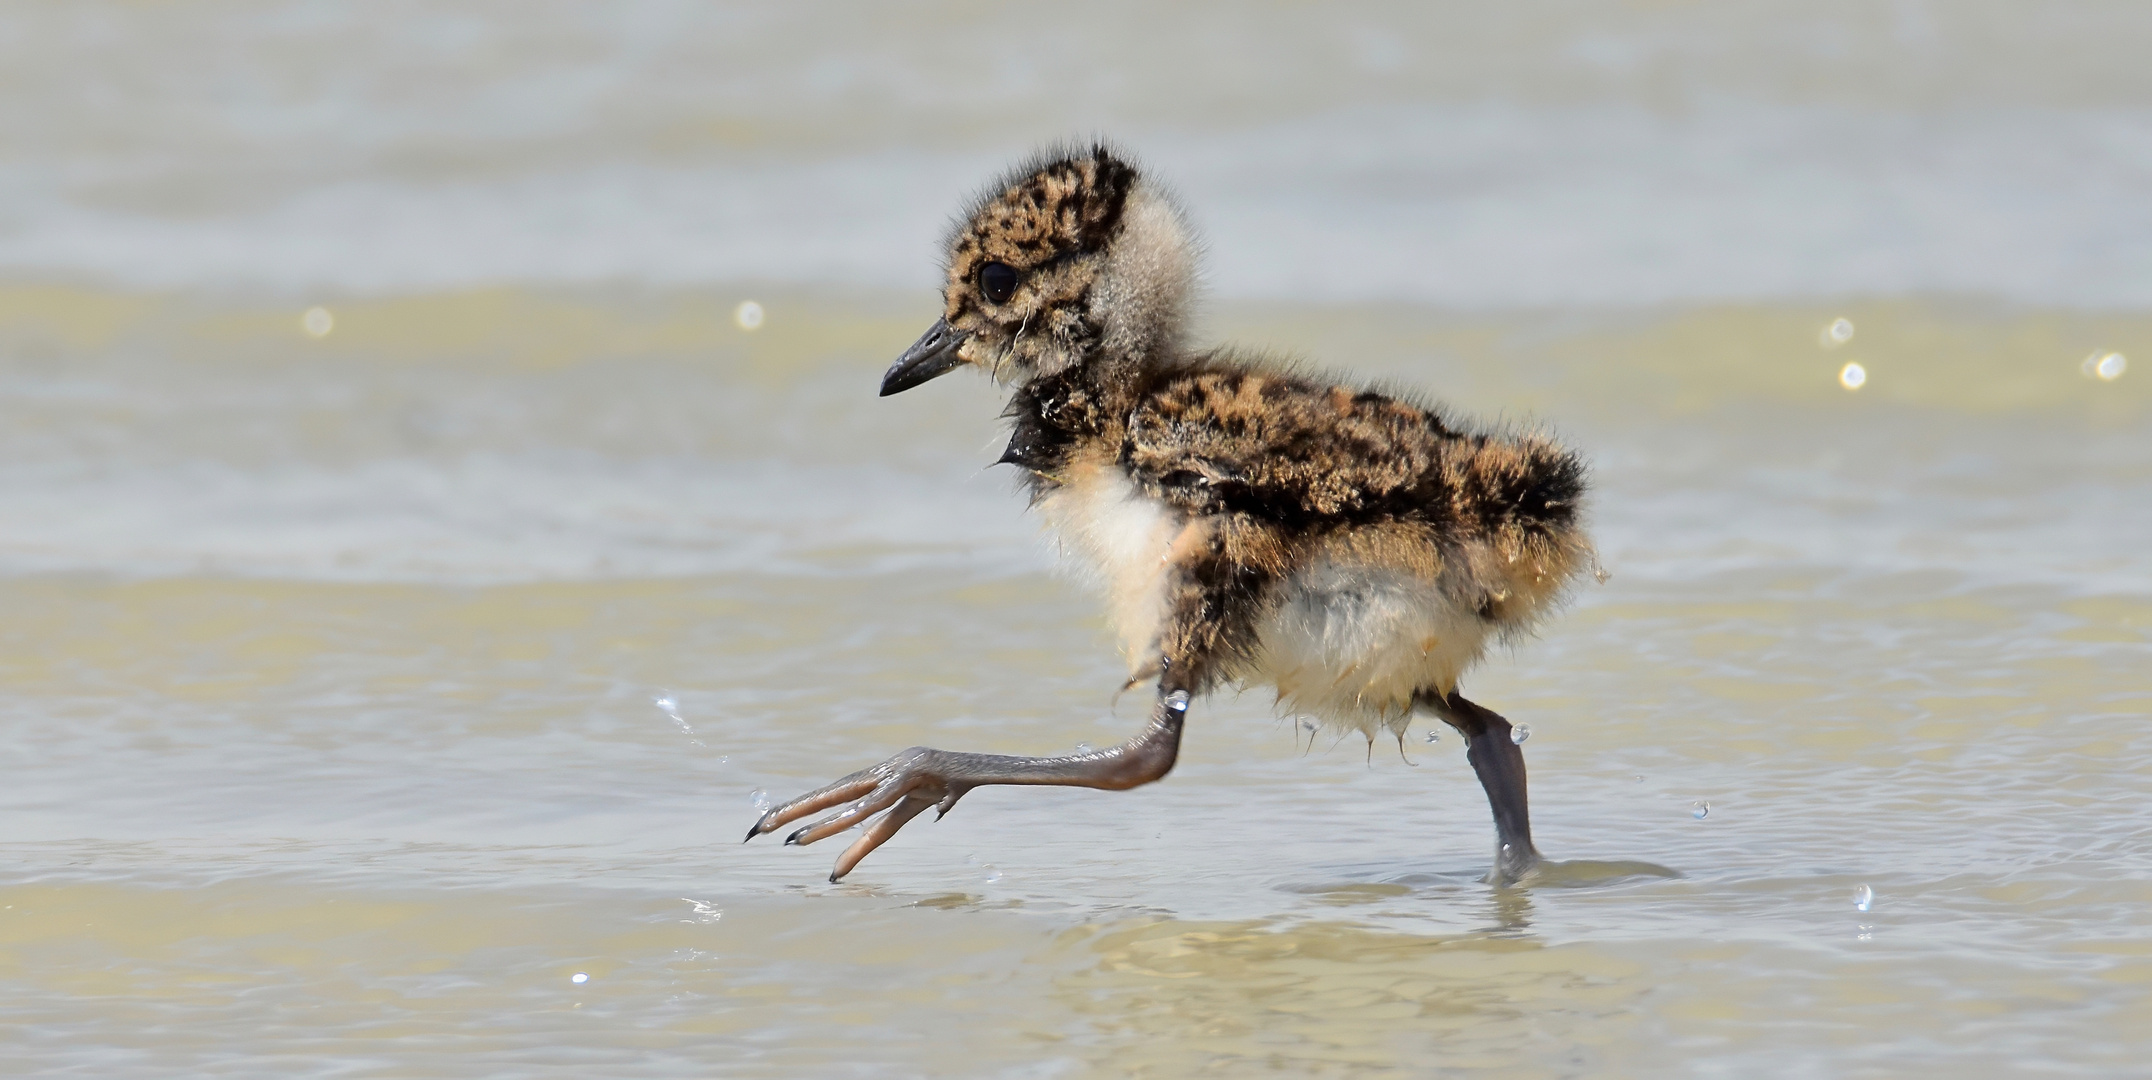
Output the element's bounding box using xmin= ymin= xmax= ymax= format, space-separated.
xmin=880 ymin=319 xmax=968 ymax=397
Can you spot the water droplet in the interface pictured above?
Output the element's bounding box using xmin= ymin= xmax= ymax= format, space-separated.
xmin=1691 ymin=801 xmax=1710 ymax=820
xmin=1302 ymin=719 xmax=1319 ymax=733
xmin=983 ymin=868 xmax=1002 ymax=884
xmin=1854 ymin=884 xmax=1874 ymax=912
xmin=570 ymin=972 xmax=589 ymax=984
xmin=1839 ymin=361 xmax=1867 ymax=390
xmin=655 ymin=694 xmax=697 ymax=740
xmin=302 ymin=306 xmax=334 ymax=338
xmin=749 ymin=788 xmax=770 ymax=812
xmin=1074 ymin=742 xmax=1093 ymax=754
xmin=1424 ymin=730 xmax=1441 ymax=743
xmin=1164 ymin=690 xmax=1189 ymax=712
xmin=734 ymin=300 xmax=764 ymax=331
xmin=2086 ymin=351 xmax=2127 ymax=381
xmin=1634 ymin=775 xmax=1645 ymax=783
xmin=1823 ymin=317 xmax=1855 ymax=346
xmin=1510 ymin=725 xmax=1530 ymax=745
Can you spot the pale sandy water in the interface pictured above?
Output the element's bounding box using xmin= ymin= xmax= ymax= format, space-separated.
xmin=3 ymin=289 xmax=2147 ymax=1076
xmin=7 ymin=3 xmax=2152 ymax=1077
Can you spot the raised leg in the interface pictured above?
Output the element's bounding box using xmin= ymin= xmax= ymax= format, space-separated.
xmin=744 ymin=684 xmax=1189 ymax=881
xmin=1417 ymin=689 xmax=1541 ymax=884
xmin=746 ymin=519 xmax=1271 ymax=882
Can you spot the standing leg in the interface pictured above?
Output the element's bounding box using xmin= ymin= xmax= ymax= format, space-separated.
xmin=1417 ymin=689 xmax=1541 ymax=884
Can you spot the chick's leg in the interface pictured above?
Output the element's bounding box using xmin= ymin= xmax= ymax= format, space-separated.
xmin=1418 ymin=689 xmax=1541 ymax=884
xmin=743 ymin=687 xmax=1188 ymax=881
xmin=745 ymin=531 xmax=1258 ymax=882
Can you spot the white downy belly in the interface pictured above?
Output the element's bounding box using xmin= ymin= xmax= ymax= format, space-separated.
xmin=1255 ymin=561 xmax=1491 ymax=737
xmin=1040 ymin=467 xmax=1497 ymax=732
xmin=1036 ymin=466 xmax=1180 ymax=667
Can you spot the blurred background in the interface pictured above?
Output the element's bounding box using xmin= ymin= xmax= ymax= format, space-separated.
xmin=3 ymin=3 xmax=2148 ymax=1077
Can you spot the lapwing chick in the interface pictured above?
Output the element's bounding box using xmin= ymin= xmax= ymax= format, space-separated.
xmin=744 ymin=145 xmax=1594 ymax=886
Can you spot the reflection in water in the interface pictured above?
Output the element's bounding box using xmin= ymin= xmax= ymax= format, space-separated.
xmin=1484 ymin=886 xmax=1535 ymax=935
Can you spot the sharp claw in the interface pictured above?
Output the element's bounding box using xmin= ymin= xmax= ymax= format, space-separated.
xmin=932 ymin=787 xmax=967 ymax=821
xmin=784 ymin=828 xmax=806 ymax=846
xmin=742 ymin=773 xmax=884 ymax=845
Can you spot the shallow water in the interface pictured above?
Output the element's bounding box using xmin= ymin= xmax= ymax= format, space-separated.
xmin=3 ymin=287 xmax=2148 ymax=1076
xmin=7 ymin=2 xmax=2152 ymax=1076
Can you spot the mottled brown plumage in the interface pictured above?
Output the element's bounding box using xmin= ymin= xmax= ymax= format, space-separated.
xmin=746 ymin=144 xmax=1595 ymax=885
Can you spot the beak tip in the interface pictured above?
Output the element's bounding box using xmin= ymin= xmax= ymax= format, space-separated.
xmin=879 ymin=318 xmax=966 ymax=397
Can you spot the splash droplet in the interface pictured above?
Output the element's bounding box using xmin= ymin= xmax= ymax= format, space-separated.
xmin=302 ymin=306 xmax=334 ymax=338
xmin=1839 ymin=362 xmax=1867 ymax=390
xmin=1510 ymin=724 xmax=1530 ymax=745
xmin=734 ymin=300 xmax=764 ymax=331
xmin=1634 ymin=775 xmax=1645 ymax=783
xmin=982 ymin=867 xmax=1002 ymax=884
xmin=1823 ymin=317 xmax=1855 ymax=346
xmin=1691 ymin=801 xmax=1710 ymax=820
xmin=749 ymin=788 xmax=770 ymax=812
xmin=1302 ymin=719 xmax=1319 ymax=733
xmin=1164 ymin=689 xmax=1189 ymax=712
xmin=570 ymin=972 xmax=589 ymax=984
xmin=1074 ymin=742 xmax=1093 ymax=754
xmin=1854 ymin=884 xmax=1874 ymax=912
xmin=1424 ymin=730 xmax=1441 ymax=743
xmin=656 ymin=694 xmax=697 ymax=737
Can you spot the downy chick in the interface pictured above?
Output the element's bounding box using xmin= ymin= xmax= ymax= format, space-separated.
xmin=745 ymin=145 xmax=1593 ymax=885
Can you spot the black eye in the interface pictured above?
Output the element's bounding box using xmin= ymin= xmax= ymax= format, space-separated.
xmin=979 ymin=261 xmax=1020 ymax=304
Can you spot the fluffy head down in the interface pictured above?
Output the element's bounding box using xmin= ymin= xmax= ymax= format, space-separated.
xmin=941 ymin=144 xmax=1197 ymax=382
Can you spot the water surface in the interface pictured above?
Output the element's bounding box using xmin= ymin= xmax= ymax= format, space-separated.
xmin=4 ymin=288 xmax=2147 ymax=1075
xmin=5 ymin=2 xmax=2151 ymax=1076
